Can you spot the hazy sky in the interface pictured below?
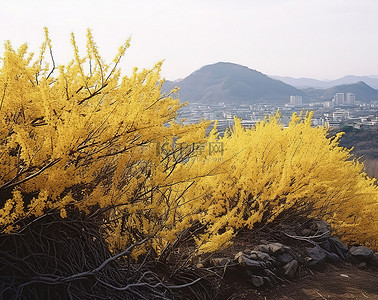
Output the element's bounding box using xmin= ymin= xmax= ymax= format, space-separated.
xmin=1 ymin=0 xmax=378 ymax=80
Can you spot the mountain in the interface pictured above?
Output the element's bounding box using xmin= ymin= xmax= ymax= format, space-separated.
xmin=272 ymin=75 xmax=378 ymax=89
xmin=270 ymin=76 xmax=330 ymax=89
xmin=320 ymin=81 xmax=378 ymax=101
xmin=163 ymin=62 xmax=305 ymax=104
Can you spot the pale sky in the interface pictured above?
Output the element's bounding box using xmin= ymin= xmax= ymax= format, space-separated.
xmin=1 ymin=0 xmax=378 ymax=80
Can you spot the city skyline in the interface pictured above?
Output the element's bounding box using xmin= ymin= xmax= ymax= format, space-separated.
xmin=1 ymin=0 xmax=378 ymax=81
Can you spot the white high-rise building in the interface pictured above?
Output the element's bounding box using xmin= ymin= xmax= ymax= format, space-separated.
xmin=290 ymin=95 xmax=302 ymax=105
xmin=345 ymin=93 xmax=355 ymax=105
xmin=334 ymin=93 xmax=345 ymax=105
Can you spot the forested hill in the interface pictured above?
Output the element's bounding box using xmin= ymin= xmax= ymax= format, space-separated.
xmin=163 ymin=62 xmax=305 ymax=104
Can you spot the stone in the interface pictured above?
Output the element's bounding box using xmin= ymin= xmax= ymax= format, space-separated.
xmin=311 ymin=220 xmax=330 ymax=241
xmin=345 ymin=253 xmax=361 ymax=265
xmin=328 ymin=237 xmax=348 ymax=259
xmin=314 ymin=220 xmax=329 ymax=232
xmin=283 ymin=259 xmax=298 ymax=279
xmin=370 ymin=254 xmax=378 ymax=267
xmin=253 ymin=244 xmax=270 ymax=253
xmin=307 ymin=245 xmax=326 ymax=269
xmin=267 ymin=242 xmax=285 ymax=255
xmin=264 ymin=261 xmax=274 ymax=270
xmin=238 ymin=250 xmax=274 ymax=263
xmin=250 ymin=275 xmax=265 ymax=288
xmin=247 ymin=252 xmax=259 ymax=260
xmin=276 ymin=252 xmax=294 ymax=264
xmin=250 ymin=250 xmax=274 ymax=262
xmin=325 ymin=251 xmax=341 ymax=263
xmin=308 ymin=245 xmax=326 ymax=262
xmin=319 ymin=239 xmax=332 ymax=252
xmin=329 ymin=237 xmax=348 ymax=253
xmin=349 ymin=246 xmax=374 ymax=261
xmin=237 ymin=254 xmax=265 ymax=270
xmin=234 ymin=251 xmax=243 ymax=260
xmin=210 ymin=258 xmax=230 ymax=267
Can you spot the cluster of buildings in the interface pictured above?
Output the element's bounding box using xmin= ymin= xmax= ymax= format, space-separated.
xmin=179 ymin=92 xmax=377 ymax=134
xmin=334 ymin=92 xmax=355 ymax=105
xmin=290 ymin=95 xmax=303 ymax=105
xmin=323 ymin=92 xmax=356 ymax=108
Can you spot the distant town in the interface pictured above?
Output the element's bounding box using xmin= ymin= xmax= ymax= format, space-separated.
xmin=179 ymin=93 xmax=378 ymax=134
xmin=163 ymin=62 xmax=378 ymax=133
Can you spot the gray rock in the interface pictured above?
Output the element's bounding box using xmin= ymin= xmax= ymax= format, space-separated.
xmin=314 ymin=220 xmax=329 ymax=232
xmin=240 ymin=250 xmax=275 ymax=262
xmin=371 ymin=254 xmax=378 ymax=267
xmin=327 ymin=237 xmax=348 ymax=259
xmin=234 ymin=251 xmax=243 ymax=260
xmin=307 ymin=245 xmax=326 ymax=269
xmin=253 ymin=244 xmax=270 ymax=253
xmin=306 ymin=258 xmax=324 ymax=269
xmin=267 ymin=242 xmax=285 ymax=255
xmin=251 ymin=250 xmax=274 ymax=262
xmin=329 ymin=237 xmax=348 ymax=252
xmin=345 ymin=253 xmax=362 ymax=265
xmin=250 ymin=275 xmax=265 ymax=287
xmin=308 ymin=245 xmax=326 ymax=261
xmin=237 ymin=254 xmax=265 ymax=270
xmin=276 ymin=252 xmax=294 ymax=264
xmin=311 ymin=220 xmax=330 ymax=241
xmin=264 ymin=261 xmax=274 ymax=270
xmin=283 ymin=259 xmax=298 ymax=279
xmin=210 ymin=258 xmax=230 ymax=267
xmin=349 ymin=246 xmax=374 ymax=261
xmin=325 ymin=251 xmax=341 ymax=263
xmin=319 ymin=239 xmax=331 ymax=252
xmin=247 ymin=252 xmax=259 ymax=260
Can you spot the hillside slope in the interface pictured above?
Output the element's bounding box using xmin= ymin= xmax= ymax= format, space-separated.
xmin=164 ymin=62 xmax=304 ymax=104
xmin=321 ymin=81 xmax=378 ymax=101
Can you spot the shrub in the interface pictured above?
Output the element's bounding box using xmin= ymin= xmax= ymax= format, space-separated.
xmin=188 ymin=112 xmax=378 ymax=252
xmin=0 ymin=29 xmax=377 ymax=269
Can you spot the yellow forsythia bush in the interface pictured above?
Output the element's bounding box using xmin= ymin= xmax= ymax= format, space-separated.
xmin=0 ymin=28 xmax=208 ymax=242
xmin=186 ymin=112 xmax=378 ymax=252
xmin=0 ymin=29 xmax=376 ymax=258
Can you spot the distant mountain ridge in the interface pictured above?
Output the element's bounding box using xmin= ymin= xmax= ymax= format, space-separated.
xmin=272 ymin=75 xmax=378 ymax=89
xmin=320 ymin=81 xmax=378 ymax=101
xmin=163 ymin=62 xmax=305 ymax=104
xmin=163 ymin=62 xmax=378 ymax=104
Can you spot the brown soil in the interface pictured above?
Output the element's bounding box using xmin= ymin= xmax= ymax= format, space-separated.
xmin=196 ymin=224 xmax=378 ymax=300
xmin=220 ymin=264 xmax=378 ymax=300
